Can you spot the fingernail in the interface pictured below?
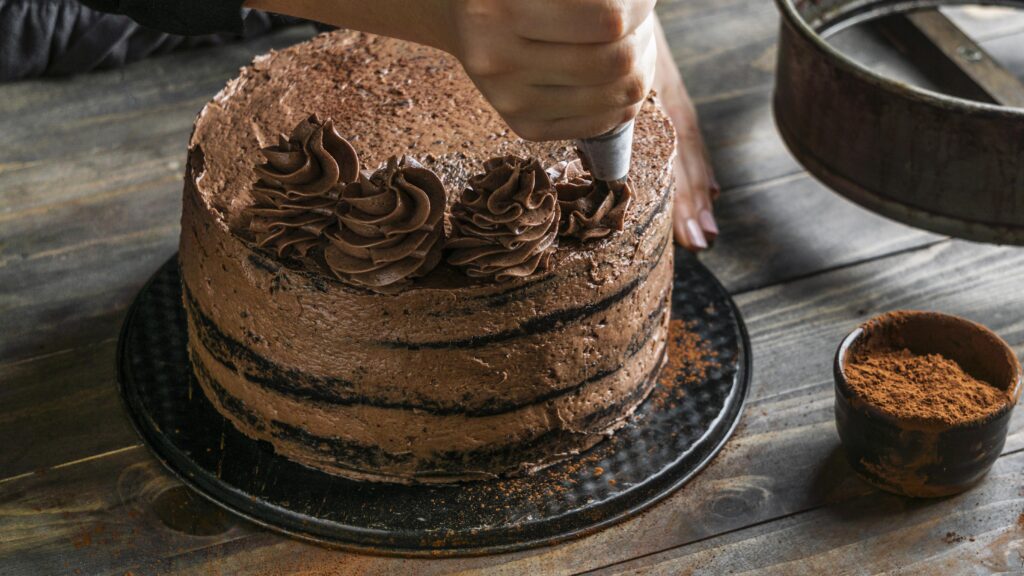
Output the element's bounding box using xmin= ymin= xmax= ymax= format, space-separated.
xmin=686 ymin=218 xmax=708 ymax=250
xmin=698 ymin=209 xmax=719 ymax=239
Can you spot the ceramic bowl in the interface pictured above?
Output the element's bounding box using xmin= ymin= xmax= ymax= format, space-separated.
xmin=834 ymin=311 xmax=1021 ymax=497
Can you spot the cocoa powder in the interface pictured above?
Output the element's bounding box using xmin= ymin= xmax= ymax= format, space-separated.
xmin=845 ymin=348 xmax=1009 ymax=426
xmin=650 ymin=319 xmax=719 ymax=410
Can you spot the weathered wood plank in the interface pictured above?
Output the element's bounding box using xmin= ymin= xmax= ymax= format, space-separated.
xmin=593 ymin=449 xmax=1024 ymax=575
xmin=0 ymin=28 xmax=318 ymax=211
xmin=661 ymin=0 xmax=779 ymax=103
xmin=0 ymin=339 xmax=136 ymax=478
xmin=2 ymin=3 xmax=1022 ymax=574
xmin=0 ymin=447 xmax=260 ymax=576
xmin=0 ymin=225 xmax=177 ymax=361
xmin=0 ymin=30 xmax=320 ymax=366
xmin=695 ymin=90 xmax=801 ymax=192
xmin=2 ymin=240 xmax=1022 ymax=575
xmin=981 ymin=30 xmax=1024 ymax=78
xmin=701 ymin=173 xmax=942 ymax=293
xmin=943 ymin=5 xmax=1024 ymax=42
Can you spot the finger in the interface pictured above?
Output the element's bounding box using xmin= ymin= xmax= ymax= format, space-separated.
xmin=672 ymin=171 xmax=693 ymax=248
xmin=507 ymin=103 xmax=641 ymax=141
xmin=674 ymin=107 xmax=719 ymax=241
xmin=672 ymin=157 xmax=709 ymax=251
xmin=489 ymin=70 xmax=650 ymax=120
xmin=513 ymin=15 xmax=655 ymax=86
xmin=511 ymin=0 xmax=658 ymax=44
xmin=489 ymin=76 xmax=643 ymax=119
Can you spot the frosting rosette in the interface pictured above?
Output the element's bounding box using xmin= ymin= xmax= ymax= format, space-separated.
xmin=324 ymin=156 xmax=447 ymax=289
xmin=447 ymin=155 xmax=560 ymax=281
xmin=247 ymin=114 xmax=359 ymax=258
xmin=551 ymin=159 xmax=633 ymax=241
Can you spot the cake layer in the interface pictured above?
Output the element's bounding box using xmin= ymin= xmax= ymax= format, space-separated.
xmin=180 ymin=31 xmax=677 ymax=482
xmin=190 ymin=309 xmax=666 ymax=482
xmin=182 ymin=186 xmax=672 ymax=413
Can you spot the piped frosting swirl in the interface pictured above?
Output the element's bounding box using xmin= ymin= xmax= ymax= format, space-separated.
xmin=247 ymin=114 xmax=359 ymax=257
xmin=447 ymin=155 xmax=560 ymax=281
xmin=324 ymin=156 xmax=447 ymax=289
xmin=551 ymin=159 xmax=633 ymax=241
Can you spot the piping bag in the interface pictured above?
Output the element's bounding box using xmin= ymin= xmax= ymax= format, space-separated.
xmin=575 ymin=120 xmax=634 ymax=186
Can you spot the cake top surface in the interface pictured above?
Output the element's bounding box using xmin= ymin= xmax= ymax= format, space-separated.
xmin=189 ymin=31 xmax=675 ymax=289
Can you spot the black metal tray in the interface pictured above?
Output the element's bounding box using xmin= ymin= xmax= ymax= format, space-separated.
xmin=118 ymin=248 xmax=751 ymax=557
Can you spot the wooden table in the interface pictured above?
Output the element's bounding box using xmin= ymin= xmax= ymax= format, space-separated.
xmin=3 ymin=2 xmax=1024 ymax=574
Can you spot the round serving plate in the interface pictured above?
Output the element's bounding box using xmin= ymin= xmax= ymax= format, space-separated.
xmin=118 ymin=248 xmax=751 ymax=557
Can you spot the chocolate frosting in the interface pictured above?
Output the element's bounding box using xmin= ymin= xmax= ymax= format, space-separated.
xmin=551 ymin=159 xmax=633 ymax=241
xmin=447 ymin=156 xmax=560 ymax=282
xmin=182 ymin=30 xmax=678 ymax=483
xmin=324 ymin=156 xmax=447 ymax=288
xmin=247 ymin=114 xmax=359 ymax=258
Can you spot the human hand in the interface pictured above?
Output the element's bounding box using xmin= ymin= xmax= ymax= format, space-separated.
xmin=652 ymin=17 xmax=719 ymax=251
xmin=245 ymin=0 xmax=656 ymax=142
xmin=442 ymin=0 xmax=658 ymax=141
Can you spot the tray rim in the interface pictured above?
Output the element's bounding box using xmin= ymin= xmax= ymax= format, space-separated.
xmin=117 ymin=252 xmax=751 ymax=558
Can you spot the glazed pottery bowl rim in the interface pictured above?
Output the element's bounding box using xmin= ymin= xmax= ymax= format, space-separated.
xmin=834 ymin=310 xmax=1022 ymax=431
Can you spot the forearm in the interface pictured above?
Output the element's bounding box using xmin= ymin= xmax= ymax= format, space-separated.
xmin=244 ymin=0 xmax=456 ymax=53
xmin=80 ymin=0 xmax=248 ymax=35
xmin=653 ymin=15 xmax=694 ymax=119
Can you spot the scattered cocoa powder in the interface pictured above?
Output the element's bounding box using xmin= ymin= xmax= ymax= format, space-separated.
xmin=427 ymin=320 xmax=721 ymax=518
xmin=845 ymin=348 xmax=1009 ymax=426
xmin=651 ymin=319 xmax=719 ymax=410
xmin=944 ymin=531 xmax=966 ymax=544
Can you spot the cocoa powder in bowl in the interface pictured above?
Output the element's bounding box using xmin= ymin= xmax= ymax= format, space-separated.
xmin=844 ymin=349 xmax=1009 ymax=426
xmin=834 ymin=311 xmax=1021 ymax=498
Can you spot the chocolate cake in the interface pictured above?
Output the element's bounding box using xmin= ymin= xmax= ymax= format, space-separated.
xmin=179 ymin=31 xmax=676 ymax=484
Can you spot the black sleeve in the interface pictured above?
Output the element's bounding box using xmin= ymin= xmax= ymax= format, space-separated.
xmin=79 ymin=0 xmax=248 ymax=35
xmin=0 ymin=0 xmax=292 ymax=81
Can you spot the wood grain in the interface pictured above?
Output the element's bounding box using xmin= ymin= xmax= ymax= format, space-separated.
xmin=982 ymin=31 xmax=1024 ymax=78
xmin=943 ymin=5 xmax=1024 ymax=42
xmin=593 ymin=449 xmax=1024 ymax=575
xmin=661 ymin=0 xmax=779 ymax=103
xmin=0 ymin=28 xmax=318 ymax=363
xmin=2 ymin=0 xmax=1023 ymax=573
xmin=0 ymin=339 xmax=135 ymax=478
xmin=2 ymin=240 xmax=1022 ymax=575
xmin=701 ymin=173 xmax=941 ymax=294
